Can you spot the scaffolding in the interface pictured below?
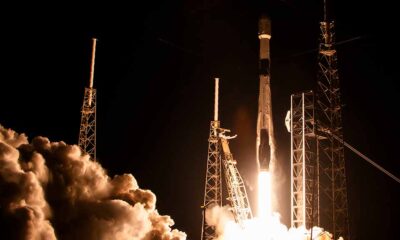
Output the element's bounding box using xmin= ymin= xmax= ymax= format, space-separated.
xmin=201 ymin=78 xmax=252 ymax=240
xmin=220 ymin=132 xmax=253 ymax=227
xmin=201 ymin=119 xmax=222 ymax=240
xmin=316 ymin=20 xmax=350 ymax=239
xmin=290 ymin=20 xmax=350 ymax=239
xmin=290 ymin=91 xmax=319 ymax=229
xmin=201 ymin=78 xmax=223 ymax=240
xmin=290 ymin=2 xmax=351 ymax=237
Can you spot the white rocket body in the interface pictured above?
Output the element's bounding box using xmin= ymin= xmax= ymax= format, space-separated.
xmin=257 ymin=16 xmax=275 ymax=171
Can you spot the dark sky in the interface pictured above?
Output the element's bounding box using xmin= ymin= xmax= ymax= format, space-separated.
xmin=1 ymin=1 xmax=398 ymax=239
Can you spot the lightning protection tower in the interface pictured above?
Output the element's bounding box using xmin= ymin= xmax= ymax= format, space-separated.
xmin=201 ymin=78 xmax=222 ymax=240
xmin=315 ymin=1 xmax=350 ymax=238
xmin=78 ymin=38 xmax=97 ymax=160
xmin=290 ymin=1 xmax=350 ymax=239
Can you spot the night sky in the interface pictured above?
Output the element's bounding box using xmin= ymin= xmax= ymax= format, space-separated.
xmin=1 ymin=1 xmax=398 ymax=239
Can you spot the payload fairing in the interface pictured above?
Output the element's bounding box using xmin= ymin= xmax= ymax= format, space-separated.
xmin=256 ymin=16 xmax=275 ymax=171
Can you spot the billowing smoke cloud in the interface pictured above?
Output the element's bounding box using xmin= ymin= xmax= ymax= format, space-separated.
xmin=0 ymin=125 xmax=186 ymax=240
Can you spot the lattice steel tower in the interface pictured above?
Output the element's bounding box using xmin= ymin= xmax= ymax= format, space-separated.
xmin=201 ymin=78 xmax=222 ymax=240
xmin=290 ymin=1 xmax=350 ymax=238
xmin=316 ymin=1 xmax=350 ymax=238
xmin=78 ymin=38 xmax=97 ymax=160
xmin=201 ymin=78 xmax=253 ymax=240
xmin=290 ymin=91 xmax=319 ymax=229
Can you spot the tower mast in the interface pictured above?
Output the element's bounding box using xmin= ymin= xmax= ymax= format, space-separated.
xmin=290 ymin=1 xmax=350 ymax=238
xmin=78 ymin=38 xmax=97 ymax=160
xmin=201 ymin=78 xmax=222 ymax=240
xmin=316 ymin=0 xmax=350 ymax=238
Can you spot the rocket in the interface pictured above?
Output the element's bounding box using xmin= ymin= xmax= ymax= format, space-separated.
xmin=256 ymin=15 xmax=275 ymax=171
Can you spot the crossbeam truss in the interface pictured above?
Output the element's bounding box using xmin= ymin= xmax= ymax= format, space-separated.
xmin=78 ymin=38 xmax=97 ymax=160
xmin=201 ymin=123 xmax=253 ymax=240
xmin=290 ymin=21 xmax=350 ymax=240
xmin=316 ymin=21 xmax=350 ymax=240
xmin=201 ymin=121 xmax=222 ymax=240
xmin=220 ymin=136 xmax=253 ymax=227
xmin=290 ymin=92 xmax=319 ymax=229
xmin=78 ymin=87 xmax=96 ymax=160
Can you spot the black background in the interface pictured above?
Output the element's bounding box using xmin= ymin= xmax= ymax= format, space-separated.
xmin=1 ymin=1 xmax=398 ymax=239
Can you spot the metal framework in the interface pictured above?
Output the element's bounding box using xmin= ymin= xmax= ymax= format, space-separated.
xmin=220 ymin=133 xmax=253 ymax=227
xmin=201 ymin=120 xmax=222 ymax=240
xmin=290 ymin=91 xmax=319 ymax=229
xmin=290 ymin=9 xmax=350 ymax=238
xmin=201 ymin=78 xmax=252 ymax=240
xmin=316 ymin=20 xmax=350 ymax=239
xmin=78 ymin=38 xmax=97 ymax=160
xmin=78 ymin=87 xmax=97 ymax=159
xmin=201 ymin=78 xmax=222 ymax=240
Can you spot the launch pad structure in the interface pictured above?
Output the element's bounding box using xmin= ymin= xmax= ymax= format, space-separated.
xmin=78 ymin=38 xmax=97 ymax=160
xmin=200 ymin=6 xmax=352 ymax=240
xmin=290 ymin=3 xmax=350 ymax=239
xmin=201 ymin=78 xmax=253 ymax=240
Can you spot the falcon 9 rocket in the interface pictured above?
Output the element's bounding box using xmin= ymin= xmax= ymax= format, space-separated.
xmin=256 ymin=15 xmax=275 ymax=171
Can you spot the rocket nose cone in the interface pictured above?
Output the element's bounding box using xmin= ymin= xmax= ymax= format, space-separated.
xmin=258 ymin=15 xmax=271 ymax=36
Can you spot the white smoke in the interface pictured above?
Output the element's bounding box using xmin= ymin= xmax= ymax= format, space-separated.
xmin=0 ymin=125 xmax=186 ymax=240
xmin=205 ymin=205 xmax=235 ymax=239
xmin=205 ymin=205 xmax=338 ymax=240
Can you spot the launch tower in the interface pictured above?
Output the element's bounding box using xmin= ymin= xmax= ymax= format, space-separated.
xmin=290 ymin=1 xmax=350 ymax=239
xmin=201 ymin=79 xmax=222 ymax=240
xmin=201 ymin=79 xmax=252 ymax=240
xmin=315 ymin=1 xmax=350 ymax=238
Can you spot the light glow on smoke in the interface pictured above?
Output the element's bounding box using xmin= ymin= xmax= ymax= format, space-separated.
xmin=258 ymin=170 xmax=272 ymax=220
xmin=217 ymin=214 xmax=333 ymax=240
xmin=205 ymin=169 xmax=337 ymax=240
xmin=0 ymin=125 xmax=186 ymax=240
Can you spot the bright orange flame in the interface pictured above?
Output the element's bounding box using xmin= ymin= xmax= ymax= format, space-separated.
xmin=258 ymin=170 xmax=272 ymax=220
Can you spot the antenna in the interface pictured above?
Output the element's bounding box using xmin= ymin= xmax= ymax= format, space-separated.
xmin=89 ymin=38 xmax=97 ymax=89
xmin=323 ymin=0 xmax=328 ymax=22
xmin=88 ymin=38 xmax=97 ymax=106
xmin=214 ymin=78 xmax=219 ymax=121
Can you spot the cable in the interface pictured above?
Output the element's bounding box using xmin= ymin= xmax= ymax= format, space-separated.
xmin=329 ymin=133 xmax=400 ymax=184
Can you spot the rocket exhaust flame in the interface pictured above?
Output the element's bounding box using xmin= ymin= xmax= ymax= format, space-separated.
xmin=206 ymin=206 xmax=336 ymax=240
xmin=258 ymin=171 xmax=272 ymax=220
xmin=204 ymin=168 xmax=337 ymax=239
xmin=0 ymin=125 xmax=186 ymax=240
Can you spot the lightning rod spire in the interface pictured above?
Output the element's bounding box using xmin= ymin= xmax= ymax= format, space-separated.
xmin=214 ymin=78 xmax=219 ymax=121
xmin=89 ymin=38 xmax=97 ymax=89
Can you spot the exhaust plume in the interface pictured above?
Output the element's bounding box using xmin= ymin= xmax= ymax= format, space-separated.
xmin=0 ymin=125 xmax=186 ymax=240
